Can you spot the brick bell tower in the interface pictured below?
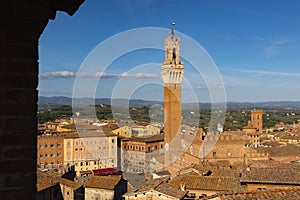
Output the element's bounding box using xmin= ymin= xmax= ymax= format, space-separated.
xmin=162 ymin=23 xmax=184 ymax=165
xmin=251 ymin=109 xmax=263 ymax=133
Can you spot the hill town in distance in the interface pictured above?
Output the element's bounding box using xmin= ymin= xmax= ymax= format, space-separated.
xmin=37 ymin=27 xmax=300 ymax=200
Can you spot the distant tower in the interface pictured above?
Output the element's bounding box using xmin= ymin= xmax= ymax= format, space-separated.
xmin=162 ymin=23 xmax=184 ymax=164
xmin=251 ymin=109 xmax=263 ymax=133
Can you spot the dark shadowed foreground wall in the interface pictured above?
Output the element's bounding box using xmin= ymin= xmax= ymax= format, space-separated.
xmin=0 ymin=0 xmax=84 ymax=199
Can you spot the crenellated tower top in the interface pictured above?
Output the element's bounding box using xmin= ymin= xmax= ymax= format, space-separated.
xmin=162 ymin=22 xmax=184 ymax=84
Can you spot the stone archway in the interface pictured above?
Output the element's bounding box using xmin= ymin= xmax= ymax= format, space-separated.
xmin=0 ymin=1 xmax=84 ymax=198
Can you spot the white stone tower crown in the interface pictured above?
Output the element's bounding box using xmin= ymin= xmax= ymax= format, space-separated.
xmin=161 ymin=26 xmax=184 ymax=84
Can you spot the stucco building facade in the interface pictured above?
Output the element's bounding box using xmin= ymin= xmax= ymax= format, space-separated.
xmin=121 ymin=134 xmax=164 ymax=173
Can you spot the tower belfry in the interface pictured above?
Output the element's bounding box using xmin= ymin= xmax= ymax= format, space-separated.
xmin=162 ymin=23 xmax=184 ymax=165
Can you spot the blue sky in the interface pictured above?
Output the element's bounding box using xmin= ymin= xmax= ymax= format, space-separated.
xmin=39 ymin=0 xmax=300 ymax=102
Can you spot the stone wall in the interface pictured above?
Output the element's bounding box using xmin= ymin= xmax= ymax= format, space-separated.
xmin=0 ymin=0 xmax=84 ymax=198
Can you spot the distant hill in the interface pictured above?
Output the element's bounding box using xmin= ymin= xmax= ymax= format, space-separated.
xmin=226 ymin=101 xmax=300 ymax=110
xmin=38 ymin=96 xmax=300 ymax=110
xmin=38 ymin=96 xmax=163 ymax=108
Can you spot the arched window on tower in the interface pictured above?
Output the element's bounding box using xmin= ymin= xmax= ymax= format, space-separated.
xmin=227 ymin=151 xmax=231 ymax=157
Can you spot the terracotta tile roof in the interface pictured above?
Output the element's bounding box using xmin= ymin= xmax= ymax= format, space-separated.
xmin=241 ymin=167 xmax=300 ymax=184
xmin=260 ymin=140 xmax=280 ymax=147
xmin=37 ymin=171 xmax=82 ymax=192
xmin=136 ymin=177 xmax=169 ymax=191
xmin=170 ymin=175 xmax=244 ymax=191
xmin=122 ymin=134 xmax=164 ymax=142
xmin=154 ymin=182 xmax=187 ymax=199
xmin=248 ymin=160 xmax=300 ymax=169
xmin=123 ymin=172 xmax=147 ymax=189
xmin=247 ymin=160 xmax=280 ymax=168
xmin=291 ymin=127 xmax=300 ymax=135
xmin=58 ymin=178 xmax=83 ymax=190
xmin=107 ymin=123 xmax=119 ymax=131
xmin=178 ymin=164 xmax=240 ymax=177
xmin=37 ymin=171 xmax=59 ymax=192
xmin=84 ymin=175 xmax=123 ymax=190
xmin=257 ymin=144 xmax=300 ymax=157
xmin=209 ymin=188 xmax=300 ymax=199
xmin=60 ymin=124 xmax=76 ymax=129
xmin=62 ymin=131 xmax=116 ymax=138
xmin=130 ymin=178 xmax=187 ymax=199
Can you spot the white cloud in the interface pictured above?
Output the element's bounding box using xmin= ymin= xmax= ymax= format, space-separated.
xmin=40 ymin=71 xmax=75 ymax=79
xmin=263 ymin=38 xmax=289 ymax=57
xmin=39 ymin=71 xmax=159 ymax=79
xmin=251 ymin=37 xmax=266 ymax=41
xmin=235 ymin=69 xmax=300 ymax=77
xmin=250 ymin=37 xmax=289 ymax=57
xmin=271 ymin=39 xmax=288 ymax=45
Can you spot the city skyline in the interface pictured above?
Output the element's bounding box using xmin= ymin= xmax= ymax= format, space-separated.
xmin=38 ymin=0 xmax=300 ymax=102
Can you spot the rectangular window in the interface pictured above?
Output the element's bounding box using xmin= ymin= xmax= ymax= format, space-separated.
xmin=213 ymin=151 xmax=217 ymax=158
xmin=67 ymin=141 xmax=70 ymax=146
